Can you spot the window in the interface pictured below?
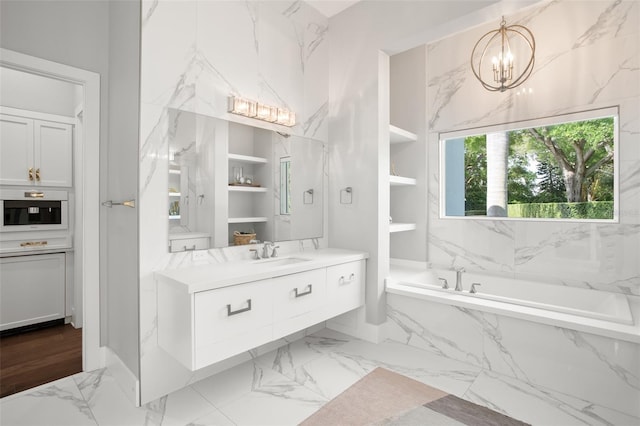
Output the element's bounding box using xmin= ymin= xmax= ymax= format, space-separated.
xmin=440 ymin=107 xmax=618 ymax=221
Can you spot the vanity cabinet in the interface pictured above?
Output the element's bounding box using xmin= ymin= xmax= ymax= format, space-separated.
xmin=0 ymin=111 xmax=73 ymax=187
xmin=157 ymin=258 xmax=365 ymax=371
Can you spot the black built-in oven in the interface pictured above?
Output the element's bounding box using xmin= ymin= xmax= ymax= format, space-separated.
xmin=0 ymin=190 xmax=68 ymax=232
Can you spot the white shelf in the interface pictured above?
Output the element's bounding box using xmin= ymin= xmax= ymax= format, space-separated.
xmin=169 ymin=215 xmax=181 ymax=220
xmin=390 ymin=175 xmax=417 ymax=186
xmin=228 ymin=217 xmax=268 ymax=224
xmin=169 ymin=169 xmax=181 ymax=175
xmin=389 ymin=223 xmax=417 ymax=233
xmin=228 ymin=153 xmax=268 ymax=164
xmin=228 ymin=185 xmax=267 ymax=193
xmin=390 ymin=125 xmax=417 ymax=144
xmin=169 ymin=192 xmax=181 ymax=197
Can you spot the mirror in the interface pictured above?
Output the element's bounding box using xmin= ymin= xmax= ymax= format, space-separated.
xmin=440 ymin=107 xmax=618 ymax=221
xmin=167 ymin=109 xmax=324 ymax=251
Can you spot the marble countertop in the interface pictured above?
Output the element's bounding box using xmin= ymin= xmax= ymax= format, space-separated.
xmin=154 ymin=248 xmax=368 ymax=293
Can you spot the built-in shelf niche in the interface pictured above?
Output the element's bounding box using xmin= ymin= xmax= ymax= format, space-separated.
xmin=389 ymin=175 xmax=416 ymax=186
xmin=228 ymin=153 xmax=268 ymax=164
xmin=389 ymin=124 xmax=418 ymax=236
xmin=389 ymin=223 xmax=417 ymax=233
xmin=390 ymin=125 xmax=417 ymax=144
xmin=228 ymin=185 xmax=267 ymax=193
xmin=227 ymin=217 xmax=268 ymax=224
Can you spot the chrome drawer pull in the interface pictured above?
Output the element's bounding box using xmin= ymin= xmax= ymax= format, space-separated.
xmin=227 ymin=299 xmax=252 ymax=316
xmin=294 ymin=284 xmax=313 ymax=298
xmin=338 ymin=273 xmax=356 ymax=285
xmin=183 ymin=245 xmax=196 ymax=251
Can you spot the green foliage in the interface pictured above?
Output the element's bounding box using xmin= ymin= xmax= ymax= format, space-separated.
xmin=461 ymin=115 xmax=615 ymax=218
xmin=507 ymin=201 xmax=614 ymax=219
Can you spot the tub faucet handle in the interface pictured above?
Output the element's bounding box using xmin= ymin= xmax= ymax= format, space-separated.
xmin=438 ymin=277 xmax=449 ymax=289
xmin=470 ymin=282 xmax=481 ymax=294
xmin=455 ymin=268 xmax=464 ymax=291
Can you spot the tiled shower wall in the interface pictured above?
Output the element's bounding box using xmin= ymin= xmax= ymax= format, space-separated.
xmin=138 ymin=0 xmax=328 ymax=404
xmin=426 ymin=0 xmax=640 ymax=296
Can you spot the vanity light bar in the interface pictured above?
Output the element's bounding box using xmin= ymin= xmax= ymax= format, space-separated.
xmin=228 ymin=96 xmax=296 ymax=127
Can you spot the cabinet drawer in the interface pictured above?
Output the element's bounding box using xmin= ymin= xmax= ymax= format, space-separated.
xmin=170 ymin=237 xmax=210 ymax=253
xmin=325 ymin=261 xmax=365 ymax=317
xmin=272 ymin=269 xmax=326 ymax=323
xmin=194 ymin=279 xmax=272 ymax=347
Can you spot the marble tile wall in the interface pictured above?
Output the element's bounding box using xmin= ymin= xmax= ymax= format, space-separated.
xmin=385 ymin=293 xmax=640 ymax=419
xmin=138 ymin=0 xmax=329 ymax=404
xmin=426 ymin=0 xmax=640 ymax=296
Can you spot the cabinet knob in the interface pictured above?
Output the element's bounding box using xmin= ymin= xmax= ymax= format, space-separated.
xmin=35 ymin=168 xmax=41 ymax=181
xmin=28 ymin=167 xmax=34 ymax=181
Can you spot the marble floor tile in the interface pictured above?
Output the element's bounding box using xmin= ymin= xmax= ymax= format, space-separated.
xmin=74 ymin=369 xmax=148 ymax=426
xmin=142 ymin=386 xmax=220 ymax=426
xmin=0 ymin=376 xmax=97 ymax=426
xmin=334 ymin=337 xmax=482 ymax=397
xmin=191 ymin=360 xmax=291 ymax=408
xmin=2 ymin=328 xmax=631 ymax=426
xmin=214 ymin=376 xmax=328 ymax=426
xmin=465 ymin=370 xmax=640 ymax=426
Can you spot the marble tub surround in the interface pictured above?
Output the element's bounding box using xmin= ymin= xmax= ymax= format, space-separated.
xmin=425 ymin=0 xmax=640 ymax=297
xmin=2 ymin=329 xmax=637 ymax=426
xmin=384 ymin=293 xmax=640 ymax=419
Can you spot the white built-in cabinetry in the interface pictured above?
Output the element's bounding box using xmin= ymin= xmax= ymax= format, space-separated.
xmin=0 ymin=253 xmax=66 ymax=331
xmin=157 ymin=258 xmax=365 ymax=370
xmin=389 ymin=124 xmax=418 ymax=233
xmin=0 ymin=109 xmax=73 ymax=187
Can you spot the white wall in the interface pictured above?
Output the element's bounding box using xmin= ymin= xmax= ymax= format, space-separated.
xmin=138 ymin=0 xmax=329 ymax=404
xmin=327 ymin=0 xmax=501 ymax=324
xmin=426 ymin=0 xmax=640 ymax=296
xmin=0 ymin=67 xmax=80 ymax=116
xmin=106 ymin=0 xmax=141 ymax=379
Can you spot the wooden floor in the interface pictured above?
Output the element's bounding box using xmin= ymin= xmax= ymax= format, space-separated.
xmin=0 ymin=323 xmax=82 ymax=398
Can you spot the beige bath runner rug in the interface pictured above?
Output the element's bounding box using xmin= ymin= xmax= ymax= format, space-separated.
xmin=300 ymin=367 xmax=529 ymax=426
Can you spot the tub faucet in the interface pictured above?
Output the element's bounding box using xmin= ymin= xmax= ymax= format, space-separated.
xmin=455 ymin=268 xmax=465 ymax=291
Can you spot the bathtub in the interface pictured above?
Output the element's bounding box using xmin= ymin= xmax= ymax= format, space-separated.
xmin=385 ymin=267 xmax=639 ymax=344
xmin=384 ymin=263 xmax=640 ymax=419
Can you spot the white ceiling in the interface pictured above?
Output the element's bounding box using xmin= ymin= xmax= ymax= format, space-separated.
xmin=305 ymin=0 xmax=361 ymax=18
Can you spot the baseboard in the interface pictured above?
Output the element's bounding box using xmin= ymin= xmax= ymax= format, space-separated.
xmin=105 ymin=347 xmax=140 ymax=407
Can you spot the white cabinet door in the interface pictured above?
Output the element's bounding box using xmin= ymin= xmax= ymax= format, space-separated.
xmin=194 ymin=279 xmax=273 ymax=369
xmin=325 ymin=261 xmax=365 ymax=317
xmin=0 ymin=114 xmax=34 ymax=186
xmin=0 ymin=253 xmax=66 ymax=331
xmin=272 ymin=268 xmax=327 ymax=337
xmin=34 ymin=120 xmax=73 ymax=187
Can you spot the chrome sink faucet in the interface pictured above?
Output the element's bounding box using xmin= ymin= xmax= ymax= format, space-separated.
xmin=455 ymin=267 xmax=465 ymax=291
xmin=262 ymin=241 xmax=273 ymax=258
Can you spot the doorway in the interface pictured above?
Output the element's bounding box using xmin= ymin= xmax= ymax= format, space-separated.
xmin=0 ymin=49 xmax=101 ymax=389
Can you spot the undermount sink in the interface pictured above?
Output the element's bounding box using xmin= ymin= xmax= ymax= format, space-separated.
xmin=254 ymin=257 xmax=310 ymax=267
